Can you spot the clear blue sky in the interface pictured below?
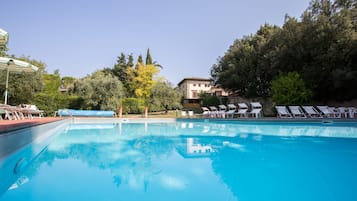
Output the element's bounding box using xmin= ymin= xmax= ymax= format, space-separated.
xmin=1 ymin=0 xmax=311 ymax=85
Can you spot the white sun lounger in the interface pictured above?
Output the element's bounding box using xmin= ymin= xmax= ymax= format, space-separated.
xmin=181 ymin=111 xmax=187 ymax=118
xmin=236 ymin=103 xmax=248 ymax=118
xmin=302 ymin=106 xmax=322 ymax=118
xmin=288 ymin=106 xmax=307 ymax=118
xmin=188 ymin=110 xmax=194 ymax=118
xmin=201 ymin=107 xmax=210 ymax=118
xmin=249 ymin=102 xmax=262 ymax=118
xmin=209 ymin=106 xmax=219 ymax=118
xmin=226 ymin=104 xmax=237 ymax=118
xmin=275 ymin=106 xmax=292 ymax=118
xmin=218 ymin=105 xmax=227 ymax=118
xmin=316 ymin=106 xmax=340 ymax=118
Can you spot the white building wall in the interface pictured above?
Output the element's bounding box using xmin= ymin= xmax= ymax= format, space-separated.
xmin=178 ymin=78 xmax=228 ymax=100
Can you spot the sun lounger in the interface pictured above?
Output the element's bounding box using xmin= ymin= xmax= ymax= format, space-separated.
xmin=249 ymin=102 xmax=262 ymax=118
xmin=288 ymin=106 xmax=307 ymax=118
xmin=236 ymin=103 xmax=248 ymax=118
xmin=302 ymin=106 xmax=322 ymax=118
xmin=0 ymin=104 xmax=22 ymax=120
xmin=21 ymin=105 xmax=44 ymax=118
xmin=201 ymin=107 xmax=210 ymax=118
xmin=316 ymin=106 xmax=340 ymax=118
xmin=347 ymin=107 xmax=356 ymax=118
xmin=275 ymin=106 xmax=292 ymax=118
xmin=188 ymin=110 xmax=194 ymax=118
xmin=218 ymin=105 xmax=227 ymax=118
xmin=225 ymin=104 xmax=237 ymax=118
xmin=0 ymin=108 xmax=8 ymax=120
xmin=209 ymin=106 xmax=219 ymax=118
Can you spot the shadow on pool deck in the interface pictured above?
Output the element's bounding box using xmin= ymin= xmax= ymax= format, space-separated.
xmin=0 ymin=117 xmax=64 ymax=133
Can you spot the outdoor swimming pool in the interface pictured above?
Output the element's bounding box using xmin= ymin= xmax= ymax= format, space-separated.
xmin=1 ymin=119 xmax=357 ymax=201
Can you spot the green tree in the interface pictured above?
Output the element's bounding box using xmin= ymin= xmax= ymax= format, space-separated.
xmin=121 ymin=97 xmax=144 ymax=114
xmin=34 ymin=73 xmax=81 ymax=116
xmin=42 ymin=74 xmax=61 ymax=94
xmin=211 ymin=24 xmax=281 ymax=97
xmin=72 ymin=70 xmax=124 ymax=111
xmin=113 ymin=53 xmax=130 ymax=85
xmin=0 ymin=29 xmax=9 ymax=56
xmin=271 ymin=72 xmax=312 ymax=105
xmin=131 ymin=62 xmax=160 ymax=117
xmin=126 ymin=51 xmax=162 ymax=117
xmin=211 ymin=0 xmax=357 ymax=102
xmin=199 ymin=92 xmax=220 ymax=107
xmin=127 ymin=54 xmax=134 ymax=68
xmin=149 ymin=81 xmax=182 ymax=113
xmin=146 ymin=48 xmax=153 ymax=65
xmin=137 ymin=55 xmax=143 ymax=64
xmin=61 ymin=76 xmax=76 ymax=91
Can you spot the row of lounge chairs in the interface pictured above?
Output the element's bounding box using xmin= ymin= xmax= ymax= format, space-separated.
xmin=275 ymin=105 xmax=356 ymax=118
xmin=201 ymin=102 xmax=263 ymax=118
xmin=0 ymin=104 xmax=44 ymax=120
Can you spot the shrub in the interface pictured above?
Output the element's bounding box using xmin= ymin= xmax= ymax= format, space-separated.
xmin=122 ymin=98 xmax=144 ymax=114
xmin=271 ymin=72 xmax=312 ymax=105
xmin=33 ymin=93 xmax=82 ymax=116
xmin=199 ymin=92 xmax=220 ymax=107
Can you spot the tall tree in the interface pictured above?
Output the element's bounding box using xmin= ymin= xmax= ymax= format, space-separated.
xmin=137 ymin=55 xmax=143 ymax=65
xmin=127 ymin=54 xmax=134 ymax=68
xmin=211 ymin=24 xmax=280 ymax=97
xmin=145 ymin=48 xmax=153 ymax=65
xmin=113 ymin=53 xmax=130 ymax=85
xmin=127 ymin=50 xmax=162 ymax=117
xmin=146 ymin=48 xmax=163 ymax=69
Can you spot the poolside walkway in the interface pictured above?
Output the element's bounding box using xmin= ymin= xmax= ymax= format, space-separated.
xmin=0 ymin=117 xmax=63 ymax=133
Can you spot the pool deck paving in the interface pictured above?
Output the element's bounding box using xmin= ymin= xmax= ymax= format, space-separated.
xmin=0 ymin=117 xmax=63 ymax=133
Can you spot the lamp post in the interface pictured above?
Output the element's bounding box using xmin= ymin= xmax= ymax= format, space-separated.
xmin=4 ymin=59 xmax=13 ymax=105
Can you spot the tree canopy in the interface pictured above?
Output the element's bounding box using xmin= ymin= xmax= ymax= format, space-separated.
xmin=71 ymin=70 xmax=124 ymax=111
xmin=211 ymin=0 xmax=357 ymax=102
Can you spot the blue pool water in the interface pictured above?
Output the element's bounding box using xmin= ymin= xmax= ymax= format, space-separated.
xmin=1 ymin=120 xmax=357 ymax=201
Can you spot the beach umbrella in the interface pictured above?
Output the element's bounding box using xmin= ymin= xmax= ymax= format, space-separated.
xmin=0 ymin=28 xmax=9 ymax=45
xmin=0 ymin=57 xmax=39 ymax=105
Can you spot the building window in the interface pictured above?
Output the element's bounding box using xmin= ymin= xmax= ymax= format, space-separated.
xmin=193 ymin=84 xmax=196 ymax=87
xmin=198 ymin=83 xmax=201 ymax=87
xmin=192 ymin=90 xmax=198 ymax=98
